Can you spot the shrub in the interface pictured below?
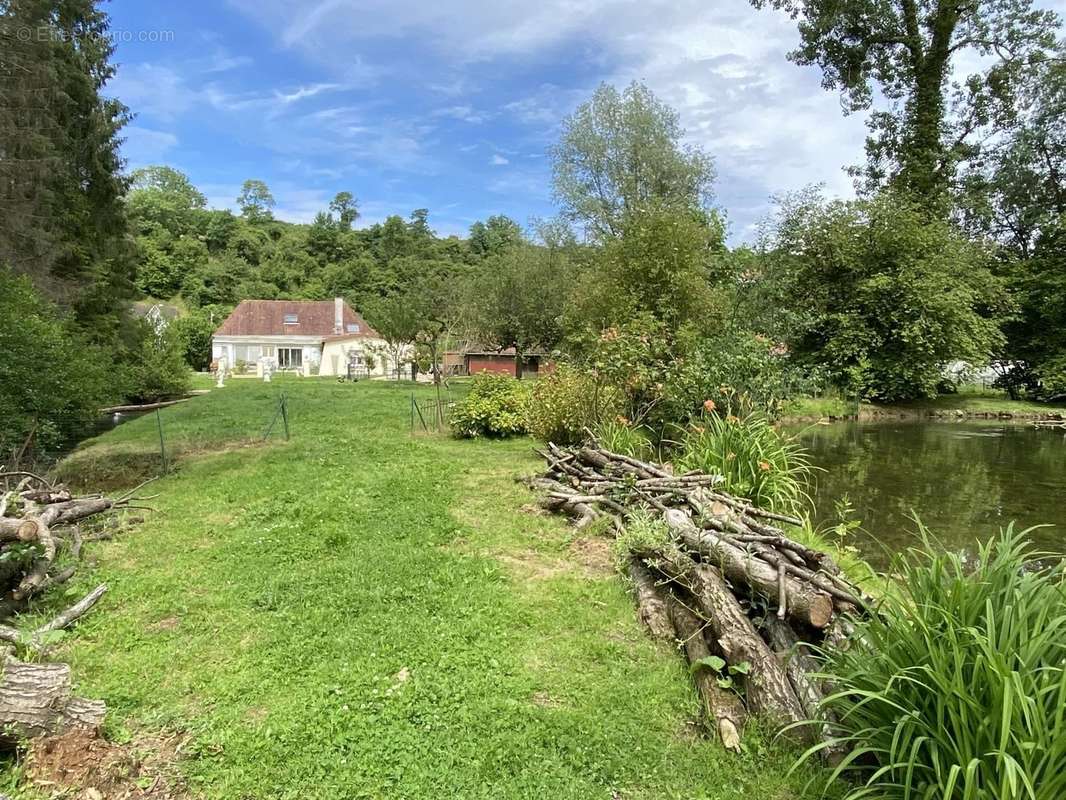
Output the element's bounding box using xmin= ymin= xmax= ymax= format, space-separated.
xmin=591 ymin=418 xmax=655 ymax=461
xmin=661 ymin=332 xmax=828 ymax=422
xmin=451 ymin=372 xmax=530 ymax=438
xmin=527 ymin=365 xmax=621 ymax=445
xmin=671 ymin=412 xmax=813 ymax=512
xmin=0 ymin=269 xmax=114 ymax=455
xmin=125 ymin=323 xmax=192 ymax=403
xmin=816 ymin=528 xmax=1066 ymax=800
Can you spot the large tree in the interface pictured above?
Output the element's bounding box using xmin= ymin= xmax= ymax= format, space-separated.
xmin=551 ymin=81 xmax=716 ymax=240
xmin=761 ymin=189 xmax=1010 ymax=401
xmin=0 ymin=0 xmax=134 ymax=331
xmin=466 ymin=244 xmax=571 ymax=377
xmin=237 ymin=179 xmax=276 ymax=222
xmin=958 ymin=48 xmax=1065 ymax=256
xmin=752 ymin=0 xmax=1060 ymax=207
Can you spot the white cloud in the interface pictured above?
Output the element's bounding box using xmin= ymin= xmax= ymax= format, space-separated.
xmin=122 ymin=126 xmax=179 ymax=165
xmin=490 ymin=153 xmax=509 ymax=165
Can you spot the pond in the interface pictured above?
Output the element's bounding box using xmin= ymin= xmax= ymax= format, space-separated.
xmin=785 ymin=419 xmax=1066 ymax=569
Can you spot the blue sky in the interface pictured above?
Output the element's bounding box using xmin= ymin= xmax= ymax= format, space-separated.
xmin=106 ymin=0 xmax=1065 ymax=242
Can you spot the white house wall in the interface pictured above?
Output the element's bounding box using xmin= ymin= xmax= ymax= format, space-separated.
xmin=212 ymin=335 xmax=323 ymax=369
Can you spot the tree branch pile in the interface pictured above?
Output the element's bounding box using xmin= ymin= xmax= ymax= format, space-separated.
xmin=0 ymin=470 xmax=153 ymax=739
xmin=532 ymin=443 xmax=869 ymax=752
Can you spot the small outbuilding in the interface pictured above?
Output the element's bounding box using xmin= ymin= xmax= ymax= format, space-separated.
xmin=448 ymin=348 xmax=547 ymax=378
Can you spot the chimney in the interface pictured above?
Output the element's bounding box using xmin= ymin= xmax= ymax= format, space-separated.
xmin=334 ymin=297 xmax=343 ymax=335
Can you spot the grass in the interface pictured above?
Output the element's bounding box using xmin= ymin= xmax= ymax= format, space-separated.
xmin=863 ymin=388 xmax=1066 ymax=416
xmin=13 ymin=376 xmax=830 ymax=799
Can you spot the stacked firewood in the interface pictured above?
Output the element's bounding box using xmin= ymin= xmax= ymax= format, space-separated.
xmin=532 ymin=443 xmax=867 ymax=752
xmin=0 ymin=470 xmax=153 ymax=739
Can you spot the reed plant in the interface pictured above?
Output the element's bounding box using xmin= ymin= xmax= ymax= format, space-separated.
xmin=811 ymin=526 xmax=1066 ymax=800
xmin=671 ymin=412 xmax=814 ymax=513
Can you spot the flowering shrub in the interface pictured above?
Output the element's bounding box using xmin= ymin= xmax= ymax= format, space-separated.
xmin=450 ymin=372 xmax=531 ymax=438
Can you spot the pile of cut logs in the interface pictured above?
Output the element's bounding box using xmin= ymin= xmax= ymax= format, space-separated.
xmin=531 ymin=443 xmax=868 ymax=752
xmin=0 ymin=470 xmax=152 ymax=739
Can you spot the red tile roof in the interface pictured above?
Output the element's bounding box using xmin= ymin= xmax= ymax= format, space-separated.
xmin=214 ymin=299 xmax=379 ymax=338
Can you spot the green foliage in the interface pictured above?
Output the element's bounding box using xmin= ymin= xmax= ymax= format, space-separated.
xmin=552 ymin=81 xmax=716 ymax=240
xmin=0 ymin=269 xmax=113 ymax=454
xmin=752 ymin=0 xmax=1060 ymax=205
xmin=450 ymin=372 xmax=531 ymax=438
xmin=170 ymin=308 xmax=227 ymax=371
xmin=566 ymin=202 xmax=726 ymax=335
xmin=526 ymin=365 xmax=621 ymax=445
xmin=662 ymin=332 xmax=826 ymax=421
xmin=763 ymin=190 xmax=1009 ymax=401
xmin=0 ymin=0 xmax=135 ymax=334
xmin=814 ymin=528 xmax=1066 ymax=800
xmin=612 ymin=509 xmax=673 ymax=566
xmin=672 ymin=412 xmax=814 ymax=512
xmin=124 ymin=324 xmax=192 ymax=403
xmin=997 ymin=214 xmax=1066 ymax=399
xmin=237 ymin=179 xmax=276 ymax=222
xmin=466 ymin=244 xmax=570 ymax=367
xmin=591 ymin=418 xmax=654 ymax=461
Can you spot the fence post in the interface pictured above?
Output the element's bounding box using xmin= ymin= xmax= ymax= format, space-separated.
xmin=410 ymin=394 xmax=415 ymax=435
xmin=155 ymin=409 xmax=168 ymax=475
xmin=280 ymin=393 xmax=290 ymax=441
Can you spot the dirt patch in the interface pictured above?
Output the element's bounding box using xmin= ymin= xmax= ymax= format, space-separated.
xmin=149 ymin=617 xmax=180 ymax=633
xmin=568 ymin=537 xmax=614 ymax=576
xmin=531 ymin=690 xmax=562 ymax=708
xmin=495 ymin=550 xmax=571 ymax=581
xmin=27 ymin=729 xmax=188 ymax=799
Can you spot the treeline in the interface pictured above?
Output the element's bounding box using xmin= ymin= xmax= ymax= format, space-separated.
xmin=2 ymin=0 xmax=1064 ymax=460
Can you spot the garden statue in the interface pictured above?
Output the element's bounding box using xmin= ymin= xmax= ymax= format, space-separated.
xmin=216 ymin=355 xmax=228 ymax=388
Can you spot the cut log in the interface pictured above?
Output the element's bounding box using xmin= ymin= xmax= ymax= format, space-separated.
xmin=667 ymin=594 xmax=745 ymax=751
xmin=628 ymin=559 xmax=673 ymax=640
xmin=641 ymin=546 xmax=810 ymax=738
xmin=0 ymin=655 xmax=106 ymax=738
xmin=761 ymin=615 xmax=824 ymax=719
xmin=664 ymin=509 xmax=834 ymax=630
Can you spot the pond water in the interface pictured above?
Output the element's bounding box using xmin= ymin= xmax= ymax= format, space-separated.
xmin=784 ymin=420 xmax=1066 ymax=569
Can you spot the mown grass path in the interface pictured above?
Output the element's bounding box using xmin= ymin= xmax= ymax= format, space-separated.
xmin=31 ymin=378 xmax=822 ymax=799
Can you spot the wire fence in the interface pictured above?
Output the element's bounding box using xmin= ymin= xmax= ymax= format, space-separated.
xmin=410 ymin=394 xmax=452 ymax=435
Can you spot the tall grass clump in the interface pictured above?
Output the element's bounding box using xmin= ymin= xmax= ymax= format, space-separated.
xmin=672 ymin=412 xmax=813 ymax=512
xmin=815 ymin=527 xmax=1066 ymax=800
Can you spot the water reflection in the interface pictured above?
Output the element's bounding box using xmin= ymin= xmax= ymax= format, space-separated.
xmin=784 ymin=420 xmax=1066 ymax=569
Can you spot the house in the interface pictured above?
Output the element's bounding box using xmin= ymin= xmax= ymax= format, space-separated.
xmin=446 ymin=347 xmax=548 ymax=378
xmin=132 ymin=301 xmax=180 ymax=335
xmin=212 ymin=298 xmax=397 ymax=377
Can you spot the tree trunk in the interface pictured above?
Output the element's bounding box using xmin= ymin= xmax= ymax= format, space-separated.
xmin=0 ymin=655 xmax=106 ymax=739
xmin=628 ymin=558 xmax=673 ymax=641
xmin=640 ymin=546 xmax=810 ymax=738
xmin=667 ymin=594 xmax=746 ymax=751
xmin=664 ymin=510 xmax=834 ymax=629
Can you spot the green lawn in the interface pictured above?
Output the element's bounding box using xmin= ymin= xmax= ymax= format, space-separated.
xmin=18 ymin=377 xmax=827 ymax=799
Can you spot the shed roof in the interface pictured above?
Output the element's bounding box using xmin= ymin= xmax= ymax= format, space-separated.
xmin=214 ymin=299 xmax=378 ymax=339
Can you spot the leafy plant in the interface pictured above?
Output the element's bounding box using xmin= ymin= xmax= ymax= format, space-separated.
xmin=812 ymin=526 xmax=1066 ymax=800
xmin=591 ymin=417 xmax=654 ymax=461
xmin=671 ymin=412 xmax=814 ymax=513
xmin=527 ymin=365 xmax=621 ymax=445
xmin=450 ymin=372 xmax=531 ymax=438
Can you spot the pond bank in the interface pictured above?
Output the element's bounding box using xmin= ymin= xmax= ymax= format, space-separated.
xmin=779 ymin=396 xmax=1065 ymax=425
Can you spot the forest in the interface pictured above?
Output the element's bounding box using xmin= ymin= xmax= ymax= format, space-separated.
xmin=1 ymin=0 xmax=1063 ymax=452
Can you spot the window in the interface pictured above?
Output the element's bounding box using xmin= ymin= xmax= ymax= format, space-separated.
xmin=262 ymin=345 xmax=275 ymax=357
xmin=278 ymin=348 xmax=303 ymax=368
xmin=346 ymin=323 xmax=360 ymax=333
xmin=283 ymin=314 xmax=298 ymax=324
